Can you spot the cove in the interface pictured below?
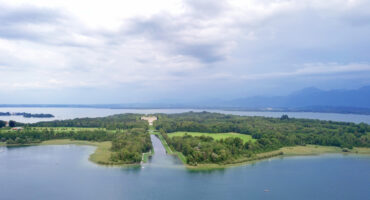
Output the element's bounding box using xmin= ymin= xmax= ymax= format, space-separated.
xmin=0 ymin=135 xmax=369 ymax=200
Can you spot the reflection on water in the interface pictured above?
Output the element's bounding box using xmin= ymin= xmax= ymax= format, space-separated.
xmin=145 ymin=134 xmax=184 ymax=169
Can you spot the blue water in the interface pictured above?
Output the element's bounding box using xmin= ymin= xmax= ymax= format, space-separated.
xmin=0 ymin=135 xmax=369 ymax=200
xmin=0 ymin=107 xmax=369 ymax=124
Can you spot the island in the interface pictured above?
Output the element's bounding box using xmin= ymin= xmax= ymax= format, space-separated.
xmin=0 ymin=112 xmax=369 ymax=169
xmin=0 ymin=112 xmax=54 ymax=118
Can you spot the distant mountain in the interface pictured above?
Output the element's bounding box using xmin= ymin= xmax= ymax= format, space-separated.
xmin=1 ymin=86 xmax=369 ymax=115
xmin=226 ymin=86 xmax=370 ymax=109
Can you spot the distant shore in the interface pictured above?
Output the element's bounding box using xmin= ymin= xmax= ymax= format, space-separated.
xmin=0 ymin=104 xmax=369 ymax=115
xmin=0 ymin=112 xmax=54 ymax=118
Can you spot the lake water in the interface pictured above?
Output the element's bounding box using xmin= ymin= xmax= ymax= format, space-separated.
xmin=0 ymin=107 xmax=370 ymax=124
xmin=0 ymin=135 xmax=369 ymax=200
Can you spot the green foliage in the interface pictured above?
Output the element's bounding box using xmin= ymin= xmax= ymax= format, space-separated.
xmin=27 ymin=114 xmax=148 ymax=130
xmin=9 ymin=120 xmax=16 ymax=127
xmin=0 ymin=128 xmax=117 ymax=145
xmin=155 ymin=112 xmax=370 ymax=165
xmin=280 ymin=114 xmax=289 ymax=120
xmin=0 ymin=114 xmax=151 ymax=164
xmin=0 ymin=120 xmax=6 ymax=128
xmin=110 ymin=128 xmax=152 ymax=163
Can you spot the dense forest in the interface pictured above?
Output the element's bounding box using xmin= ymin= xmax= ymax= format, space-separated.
xmin=154 ymin=112 xmax=370 ymax=165
xmin=0 ymin=114 xmax=151 ymax=164
xmin=27 ymin=114 xmax=148 ymax=130
xmin=0 ymin=128 xmax=116 ymax=144
xmin=111 ymin=128 xmax=152 ymax=163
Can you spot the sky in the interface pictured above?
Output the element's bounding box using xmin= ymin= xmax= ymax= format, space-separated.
xmin=0 ymin=0 xmax=369 ymax=104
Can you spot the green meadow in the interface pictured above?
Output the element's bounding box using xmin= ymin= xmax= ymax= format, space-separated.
xmin=168 ymin=131 xmax=255 ymax=143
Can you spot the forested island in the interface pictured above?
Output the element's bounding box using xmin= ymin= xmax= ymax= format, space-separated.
xmin=0 ymin=112 xmax=54 ymax=118
xmin=0 ymin=112 xmax=369 ymax=168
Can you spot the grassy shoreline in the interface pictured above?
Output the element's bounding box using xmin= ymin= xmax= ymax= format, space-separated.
xmin=148 ymin=127 xmax=370 ymax=169
xmin=0 ymin=139 xmax=142 ymax=167
xmin=184 ymin=145 xmax=370 ymax=170
xmin=2 ymin=139 xmax=369 ymax=170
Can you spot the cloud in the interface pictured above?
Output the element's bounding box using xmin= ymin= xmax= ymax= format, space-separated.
xmin=124 ymin=10 xmax=236 ymax=63
xmin=0 ymin=4 xmax=61 ymax=24
xmin=0 ymin=4 xmax=63 ymax=41
xmin=241 ymin=63 xmax=370 ymax=80
xmin=0 ymin=0 xmax=369 ymax=103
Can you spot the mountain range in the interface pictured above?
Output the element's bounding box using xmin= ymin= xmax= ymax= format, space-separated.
xmin=1 ymin=86 xmax=369 ymax=114
xmin=226 ymin=86 xmax=370 ymax=108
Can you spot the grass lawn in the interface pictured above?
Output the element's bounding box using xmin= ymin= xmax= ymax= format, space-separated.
xmin=168 ymin=132 xmax=255 ymax=143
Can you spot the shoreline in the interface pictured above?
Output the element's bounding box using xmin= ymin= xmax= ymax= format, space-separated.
xmin=2 ymin=140 xmax=369 ymax=170
xmin=0 ymin=139 xmax=142 ymax=167
xmin=148 ymin=128 xmax=370 ymax=170
xmin=179 ymin=145 xmax=370 ymax=170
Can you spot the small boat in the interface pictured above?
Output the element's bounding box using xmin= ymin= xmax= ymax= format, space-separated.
xmin=264 ymin=189 xmax=270 ymax=192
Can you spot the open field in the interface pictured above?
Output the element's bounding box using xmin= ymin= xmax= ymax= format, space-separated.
xmin=168 ymin=131 xmax=255 ymax=143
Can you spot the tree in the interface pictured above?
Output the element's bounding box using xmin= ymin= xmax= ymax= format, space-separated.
xmin=9 ymin=120 xmax=16 ymax=127
xmin=280 ymin=114 xmax=289 ymax=120
xmin=0 ymin=120 xmax=6 ymax=128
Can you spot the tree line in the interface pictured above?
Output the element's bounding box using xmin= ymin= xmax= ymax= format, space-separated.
xmin=27 ymin=114 xmax=148 ymax=130
xmin=0 ymin=112 xmax=54 ymax=118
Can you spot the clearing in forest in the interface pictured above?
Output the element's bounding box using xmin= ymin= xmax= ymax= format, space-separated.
xmin=168 ymin=132 xmax=255 ymax=143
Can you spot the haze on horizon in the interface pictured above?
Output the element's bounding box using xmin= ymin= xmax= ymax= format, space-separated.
xmin=0 ymin=0 xmax=369 ymax=104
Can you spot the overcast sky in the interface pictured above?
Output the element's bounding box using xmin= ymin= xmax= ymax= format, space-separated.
xmin=0 ymin=0 xmax=369 ymax=104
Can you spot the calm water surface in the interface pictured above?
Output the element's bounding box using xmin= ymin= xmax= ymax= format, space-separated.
xmin=0 ymin=135 xmax=369 ymax=200
xmin=0 ymin=107 xmax=369 ymax=123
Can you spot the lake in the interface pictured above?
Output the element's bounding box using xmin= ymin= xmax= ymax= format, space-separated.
xmin=0 ymin=135 xmax=369 ymax=200
xmin=0 ymin=107 xmax=370 ymax=124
